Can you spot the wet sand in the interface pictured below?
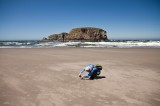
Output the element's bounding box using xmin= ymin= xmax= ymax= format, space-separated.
xmin=0 ymin=48 xmax=160 ymax=106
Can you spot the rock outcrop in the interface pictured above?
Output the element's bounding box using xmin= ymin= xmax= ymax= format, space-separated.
xmin=47 ymin=27 xmax=108 ymax=41
xmin=48 ymin=32 xmax=68 ymax=42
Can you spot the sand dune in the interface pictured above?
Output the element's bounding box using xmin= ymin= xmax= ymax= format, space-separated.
xmin=0 ymin=48 xmax=160 ymax=106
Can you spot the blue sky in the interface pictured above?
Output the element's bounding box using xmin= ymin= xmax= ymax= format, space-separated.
xmin=0 ymin=0 xmax=160 ymax=40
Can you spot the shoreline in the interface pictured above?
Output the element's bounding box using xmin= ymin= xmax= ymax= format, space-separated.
xmin=0 ymin=40 xmax=160 ymax=48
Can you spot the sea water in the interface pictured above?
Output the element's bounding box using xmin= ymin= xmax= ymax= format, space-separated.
xmin=0 ymin=40 xmax=160 ymax=48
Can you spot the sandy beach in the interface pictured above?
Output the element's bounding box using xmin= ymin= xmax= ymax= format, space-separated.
xmin=0 ymin=48 xmax=160 ymax=106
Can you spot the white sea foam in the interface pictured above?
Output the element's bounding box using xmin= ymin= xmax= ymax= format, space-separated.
xmin=0 ymin=40 xmax=160 ymax=48
xmin=54 ymin=41 xmax=160 ymax=48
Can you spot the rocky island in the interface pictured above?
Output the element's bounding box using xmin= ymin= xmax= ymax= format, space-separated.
xmin=43 ymin=27 xmax=108 ymax=42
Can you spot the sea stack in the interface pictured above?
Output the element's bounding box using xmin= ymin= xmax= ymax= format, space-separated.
xmin=47 ymin=27 xmax=108 ymax=41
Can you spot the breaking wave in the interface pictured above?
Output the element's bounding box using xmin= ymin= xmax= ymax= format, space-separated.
xmin=0 ymin=40 xmax=160 ymax=48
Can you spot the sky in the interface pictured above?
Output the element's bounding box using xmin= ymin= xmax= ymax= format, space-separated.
xmin=0 ymin=0 xmax=160 ymax=40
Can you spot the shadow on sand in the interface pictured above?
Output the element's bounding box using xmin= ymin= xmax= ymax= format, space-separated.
xmin=94 ymin=76 xmax=106 ymax=80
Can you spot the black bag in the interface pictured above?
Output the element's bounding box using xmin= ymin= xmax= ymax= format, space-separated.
xmin=95 ymin=64 xmax=102 ymax=70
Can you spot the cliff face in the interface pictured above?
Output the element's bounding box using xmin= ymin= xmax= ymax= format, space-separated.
xmin=47 ymin=27 xmax=108 ymax=41
xmin=48 ymin=33 xmax=68 ymax=41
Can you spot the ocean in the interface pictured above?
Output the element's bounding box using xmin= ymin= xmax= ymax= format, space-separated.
xmin=0 ymin=40 xmax=160 ymax=48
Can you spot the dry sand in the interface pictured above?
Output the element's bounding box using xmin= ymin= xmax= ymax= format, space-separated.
xmin=0 ymin=48 xmax=160 ymax=106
